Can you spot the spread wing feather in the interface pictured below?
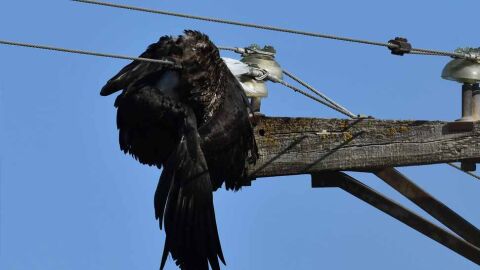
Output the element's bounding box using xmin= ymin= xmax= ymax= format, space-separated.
xmin=101 ymin=36 xmax=177 ymax=96
xmin=156 ymin=110 xmax=225 ymax=270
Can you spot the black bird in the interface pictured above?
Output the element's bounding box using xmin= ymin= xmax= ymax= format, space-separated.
xmin=100 ymin=30 xmax=257 ymax=270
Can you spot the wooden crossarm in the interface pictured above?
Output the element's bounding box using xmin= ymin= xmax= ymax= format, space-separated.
xmin=247 ymin=117 xmax=480 ymax=178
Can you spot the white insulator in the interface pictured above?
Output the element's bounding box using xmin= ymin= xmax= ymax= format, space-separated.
xmin=222 ymin=57 xmax=268 ymax=97
xmin=222 ymin=57 xmax=250 ymax=76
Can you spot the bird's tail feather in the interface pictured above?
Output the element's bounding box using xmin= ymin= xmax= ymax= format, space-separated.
xmin=155 ymin=111 xmax=225 ymax=270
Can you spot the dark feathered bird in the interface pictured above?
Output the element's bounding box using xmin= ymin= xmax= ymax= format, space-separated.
xmin=101 ymin=30 xmax=257 ymax=270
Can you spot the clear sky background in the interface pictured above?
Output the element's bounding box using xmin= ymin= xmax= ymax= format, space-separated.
xmin=1 ymin=1 xmax=480 ymax=269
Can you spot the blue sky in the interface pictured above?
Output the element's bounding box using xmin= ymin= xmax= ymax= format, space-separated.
xmin=1 ymin=1 xmax=480 ymax=269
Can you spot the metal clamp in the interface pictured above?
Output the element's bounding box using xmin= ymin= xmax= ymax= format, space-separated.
xmin=388 ymin=37 xmax=412 ymax=56
xmin=244 ymin=48 xmax=276 ymax=57
xmin=246 ymin=67 xmax=269 ymax=81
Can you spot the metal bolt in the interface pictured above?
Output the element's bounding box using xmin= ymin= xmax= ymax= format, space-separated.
xmin=461 ymin=161 xmax=476 ymax=172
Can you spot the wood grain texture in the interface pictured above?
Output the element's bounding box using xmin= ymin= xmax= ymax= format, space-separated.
xmin=247 ymin=117 xmax=480 ymax=178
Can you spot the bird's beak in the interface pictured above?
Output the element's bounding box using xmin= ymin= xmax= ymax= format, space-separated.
xmin=100 ymin=85 xmax=120 ymax=96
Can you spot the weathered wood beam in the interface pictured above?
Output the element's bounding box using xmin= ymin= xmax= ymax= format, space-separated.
xmin=247 ymin=117 xmax=480 ymax=178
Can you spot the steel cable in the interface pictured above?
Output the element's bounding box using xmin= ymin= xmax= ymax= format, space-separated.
xmin=72 ymin=0 xmax=392 ymax=48
xmin=282 ymin=69 xmax=356 ymax=118
xmin=0 ymin=39 xmax=177 ymax=66
xmin=72 ymin=0 xmax=477 ymax=61
xmin=266 ymin=75 xmax=357 ymax=118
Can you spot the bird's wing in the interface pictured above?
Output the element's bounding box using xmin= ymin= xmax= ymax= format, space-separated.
xmin=100 ymin=36 xmax=176 ymax=96
xmin=155 ymin=109 xmax=225 ymax=270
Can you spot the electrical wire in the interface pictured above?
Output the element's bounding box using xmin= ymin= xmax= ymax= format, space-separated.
xmin=0 ymin=37 xmax=355 ymax=117
xmin=0 ymin=39 xmax=177 ymax=66
xmin=72 ymin=0 xmax=476 ymax=61
xmin=266 ymin=74 xmax=357 ymax=118
xmin=282 ymin=69 xmax=356 ymax=117
xmin=72 ymin=0 xmax=391 ymax=48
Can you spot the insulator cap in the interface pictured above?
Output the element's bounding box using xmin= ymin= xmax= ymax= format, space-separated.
xmin=442 ymin=59 xmax=480 ymax=84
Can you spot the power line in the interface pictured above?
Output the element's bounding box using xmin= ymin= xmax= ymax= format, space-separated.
xmin=265 ymin=74 xmax=357 ymax=118
xmin=71 ymin=0 xmax=390 ymax=47
xmin=72 ymin=0 xmax=473 ymax=61
xmin=282 ymin=69 xmax=356 ymax=117
xmin=0 ymin=39 xmax=177 ymax=66
xmin=0 ymin=37 xmax=353 ymax=117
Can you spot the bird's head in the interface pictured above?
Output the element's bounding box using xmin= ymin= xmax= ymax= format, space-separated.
xmin=175 ymin=30 xmax=221 ymax=72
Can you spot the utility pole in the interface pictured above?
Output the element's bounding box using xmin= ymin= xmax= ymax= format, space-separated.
xmin=246 ymin=116 xmax=480 ymax=265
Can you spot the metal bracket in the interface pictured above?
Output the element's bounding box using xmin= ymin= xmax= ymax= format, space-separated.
xmin=446 ymin=121 xmax=475 ymax=132
xmin=311 ymin=171 xmax=480 ymax=265
xmin=388 ymin=37 xmax=412 ymax=56
xmin=374 ymin=168 xmax=480 ymax=246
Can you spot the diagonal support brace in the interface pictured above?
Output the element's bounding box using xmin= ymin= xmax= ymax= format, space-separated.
xmin=374 ymin=167 xmax=480 ymax=248
xmin=311 ymin=171 xmax=480 ymax=265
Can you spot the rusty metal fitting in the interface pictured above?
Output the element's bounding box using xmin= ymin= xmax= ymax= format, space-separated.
xmin=388 ymin=37 xmax=412 ymax=56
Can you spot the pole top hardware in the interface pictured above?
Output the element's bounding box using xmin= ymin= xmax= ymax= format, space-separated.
xmin=442 ymin=48 xmax=480 ymax=84
xmin=238 ymin=45 xmax=283 ymax=99
xmin=241 ymin=45 xmax=283 ymax=80
xmin=241 ymin=44 xmax=277 ymax=57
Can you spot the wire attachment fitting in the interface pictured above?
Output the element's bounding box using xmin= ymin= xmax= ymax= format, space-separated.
xmin=388 ymin=37 xmax=412 ymax=56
